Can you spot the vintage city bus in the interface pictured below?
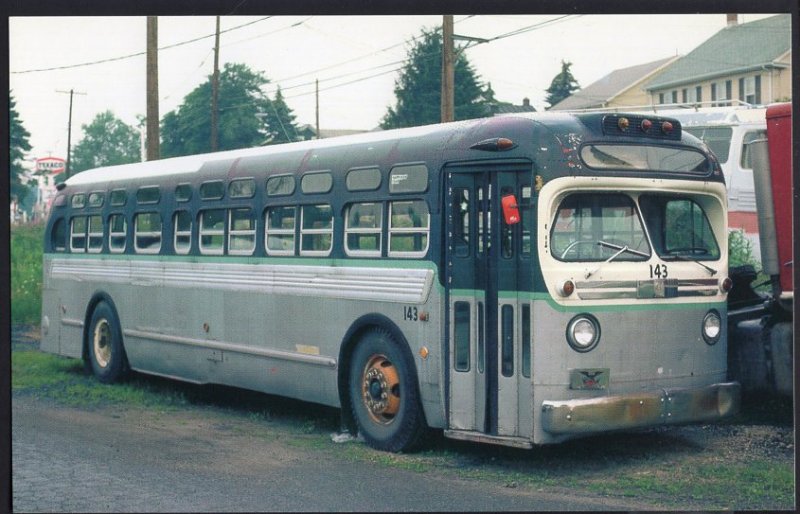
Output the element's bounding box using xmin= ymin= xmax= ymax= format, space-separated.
xmin=40 ymin=112 xmax=740 ymax=452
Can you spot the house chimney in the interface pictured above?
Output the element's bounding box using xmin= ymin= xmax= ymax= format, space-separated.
xmin=523 ymin=97 xmax=530 ymax=107
xmin=726 ymin=14 xmax=738 ymax=26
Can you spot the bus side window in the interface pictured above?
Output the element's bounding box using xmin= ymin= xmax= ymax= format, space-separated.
xmin=173 ymin=211 xmax=192 ymax=255
xmin=388 ymin=200 xmax=429 ymax=257
xmin=134 ymin=212 xmax=162 ymax=254
xmin=300 ymin=204 xmax=333 ymax=256
xmin=109 ymin=214 xmax=127 ymax=253
xmin=52 ymin=218 xmax=67 ymax=252
xmin=229 ymin=208 xmax=256 ymax=255
xmin=70 ymin=217 xmax=87 ymax=252
xmin=345 ymin=202 xmax=382 ymax=257
xmin=265 ymin=206 xmax=296 ymax=256
xmin=199 ymin=209 xmax=225 ymax=255
xmin=87 ymin=215 xmax=104 ymax=253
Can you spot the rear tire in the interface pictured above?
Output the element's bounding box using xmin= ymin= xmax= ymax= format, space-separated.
xmin=348 ymin=329 xmax=427 ymax=452
xmin=87 ymin=301 xmax=129 ymax=383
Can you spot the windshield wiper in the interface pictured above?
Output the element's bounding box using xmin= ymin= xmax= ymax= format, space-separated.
xmin=584 ymin=241 xmax=649 ymax=279
xmin=663 ymin=254 xmax=718 ymax=276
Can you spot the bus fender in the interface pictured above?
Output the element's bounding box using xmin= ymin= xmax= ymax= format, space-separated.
xmin=82 ymin=291 xmax=122 ymax=363
xmin=337 ymin=313 xmax=424 ymax=434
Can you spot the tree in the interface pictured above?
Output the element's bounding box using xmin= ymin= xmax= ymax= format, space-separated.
xmin=70 ymin=111 xmax=141 ymax=174
xmin=545 ymin=60 xmax=580 ymax=109
xmin=381 ymin=28 xmax=489 ymax=129
xmin=10 ymin=93 xmax=32 ymax=201
xmin=261 ymin=87 xmax=300 ymax=145
xmin=161 ymin=63 xmax=277 ymax=158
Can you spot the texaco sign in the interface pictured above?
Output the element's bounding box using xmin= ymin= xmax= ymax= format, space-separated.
xmin=36 ymin=156 xmax=66 ymax=174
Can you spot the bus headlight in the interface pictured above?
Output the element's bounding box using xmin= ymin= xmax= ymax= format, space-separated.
xmin=702 ymin=310 xmax=722 ymax=345
xmin=566 ymin=314 xmax=600 ymax=352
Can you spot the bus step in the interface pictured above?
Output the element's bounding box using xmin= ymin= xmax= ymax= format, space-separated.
xmin=443 ymin=430 xmax=533 ymax=449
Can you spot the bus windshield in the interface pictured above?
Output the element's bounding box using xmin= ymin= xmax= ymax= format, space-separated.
xmin=551 ymin=193 xmax=651 ymax=262
xmin=639 ymin=195 xmax=720 ymax=260
xmin=581 ymin=144 xmax=709 ymax=172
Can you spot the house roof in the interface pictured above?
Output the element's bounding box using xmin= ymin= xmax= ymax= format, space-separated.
xmin=550 ymin=56 xmax=678 ymax=110
xmin=646 ymin=14 xmax=791 ymax=90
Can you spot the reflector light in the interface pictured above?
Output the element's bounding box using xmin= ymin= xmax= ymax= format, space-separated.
xmin=617 ymin=117 xmax=630 ymax=131
xmin=661 ymin=121 xmax=674 ymax=134
xmin=720 ymin=277 xmax=733 ymax=293
xmin=470 ymin=137 xmax=517 ymax=151
xmin=497 ymin=138 xmax=515 ymax=150
xmin=641 ymin=119 xmax=653 ymax=132
xmin=558 ymin=279 xmax=576 ymax=297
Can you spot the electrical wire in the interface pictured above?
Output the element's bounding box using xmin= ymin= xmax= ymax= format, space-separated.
xmin=11 ymin=16 xmax=274 ymax=74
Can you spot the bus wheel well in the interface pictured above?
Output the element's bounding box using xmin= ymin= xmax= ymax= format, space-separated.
xmin=337 ymin=314 xmax=417 ymax=436
xmin=82 ymin=292 xmax=120 ymax=363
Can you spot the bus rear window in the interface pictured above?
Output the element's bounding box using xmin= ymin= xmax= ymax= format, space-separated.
xmin=683 ymin=126 xmax=732 ymax=163
xmin=581 ymin=145 xmax=709 ymax=173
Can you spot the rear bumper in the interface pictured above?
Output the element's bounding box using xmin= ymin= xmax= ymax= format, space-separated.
xmin=541 ymin=382 xmax=740 ymax=435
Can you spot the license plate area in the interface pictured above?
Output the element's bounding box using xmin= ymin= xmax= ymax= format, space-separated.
xmin=569 ymin=368 xmax=610 ymax=390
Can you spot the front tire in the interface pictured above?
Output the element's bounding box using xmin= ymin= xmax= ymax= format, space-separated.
xmin=87 ymin=301 xmax=129 ymax=383
xmin=348 ymin=329 xmax=427 ymax=452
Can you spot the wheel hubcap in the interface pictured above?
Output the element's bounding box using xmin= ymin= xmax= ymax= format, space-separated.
xmin=93 ymin=319 xmax=112 ymax=368
xmin=361 ymin=354 xmax=400 ymax=425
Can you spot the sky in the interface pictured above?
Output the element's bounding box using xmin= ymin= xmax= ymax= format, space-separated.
xmin=9 ymin=13 xmax=781 ymax=165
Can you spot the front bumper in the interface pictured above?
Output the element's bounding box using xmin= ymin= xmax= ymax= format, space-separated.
xmin=541 ymin=382 xmax=740 ymax=435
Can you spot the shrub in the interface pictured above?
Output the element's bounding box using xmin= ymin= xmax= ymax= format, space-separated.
xmin=11 ymin=223 xmax=44 ymax=324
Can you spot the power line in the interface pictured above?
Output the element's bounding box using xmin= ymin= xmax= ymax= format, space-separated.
xmin=11 ymin=16 xmax=274 ymax=74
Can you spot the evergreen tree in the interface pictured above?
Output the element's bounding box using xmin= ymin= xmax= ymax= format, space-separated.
xmin=10 ymin=93 xmax=32 ymax=201
xmin=71 ymin=111 xmax=141 ymax=174
xmin=161 ymin=63 xmax=274 ymax=158
xmin=381 ymin=28 xmax=489 ymax=129
xmin=545 ymin=60 xmax=580 ymax=109
xmin=262 ymin=87 xmax=299 ymax=145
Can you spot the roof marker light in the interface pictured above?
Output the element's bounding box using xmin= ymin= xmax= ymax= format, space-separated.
xmin=470 ymin=137 xmax=517 ymax=152
xmin=641 ymin=119 xmax=653 ymax=132
xmin=617 ymin=117 xmax=630 ymax=131
xmin=661 ymin=121 xmax=674 ymax=134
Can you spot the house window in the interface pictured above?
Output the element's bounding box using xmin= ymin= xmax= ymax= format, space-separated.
xmin=739 ymin=76 xmax=761 ymax=105
xmin=695 ymin=86 xmax=702 ymax=104
xmin=658 ymin=93 xmax=665 ymax=104
xmin=671 ymin=90 xmax=678 ymax=104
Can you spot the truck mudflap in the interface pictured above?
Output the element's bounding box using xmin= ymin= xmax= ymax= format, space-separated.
xmin=541 ymin=382 xmax=740 ymax=435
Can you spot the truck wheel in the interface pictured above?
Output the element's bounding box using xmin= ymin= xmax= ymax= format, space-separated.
xmin=87 ymin=301 xmax=129 ymax=383
xmin=349 ymin=329 xmax=426 ymax=452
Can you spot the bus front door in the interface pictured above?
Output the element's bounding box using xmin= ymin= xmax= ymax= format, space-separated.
xmin=446 ymin=169 xmax=533 ymax=440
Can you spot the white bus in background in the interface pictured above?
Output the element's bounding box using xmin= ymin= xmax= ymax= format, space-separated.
xmin=664 ymin=106 xmax=767 ymax=261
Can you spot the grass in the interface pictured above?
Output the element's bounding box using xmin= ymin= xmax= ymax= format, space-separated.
xmin=12 ymin=342 xmax=794 ymax=511
xmin=12 ymin=348 xmax=189 ymax=409
xmin=11 ymin=223 xmax=44 ymax=324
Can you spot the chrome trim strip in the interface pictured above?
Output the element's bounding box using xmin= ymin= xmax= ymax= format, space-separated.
xmin=50 ymin=258 xmax=433 ymax=304
xmin=61 ymin=318 xmax=84 ymax=328
xmin=123 ymin=328 xmax=337 ymax=368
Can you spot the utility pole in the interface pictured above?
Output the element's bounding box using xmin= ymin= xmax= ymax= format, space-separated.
xmin=56 ymin=88 xmax=86 ymax=179
xmin=441 ymin=14 xmax=455 ymax=123
xmin=211 ymin=16 xmax=221 ymax=151
xmin=315 ymin=79 xmax=320 ymax=139
xmin=146 ymin=16 xmax=160 ymax=161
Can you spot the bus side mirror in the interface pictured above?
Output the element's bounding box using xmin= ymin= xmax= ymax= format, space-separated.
xmin=501 ymin=194 xmax=521 ymax=225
